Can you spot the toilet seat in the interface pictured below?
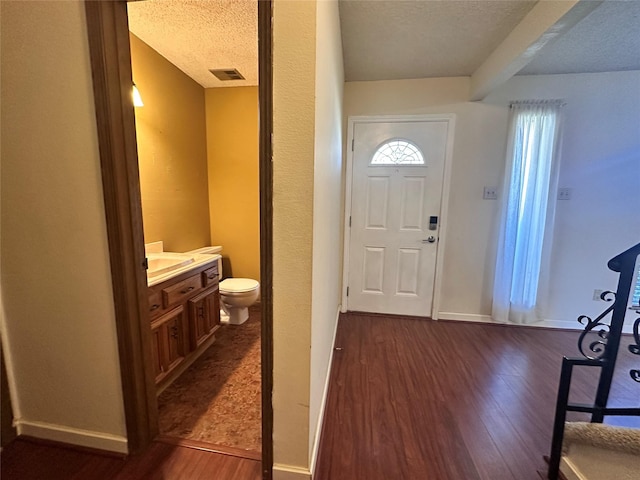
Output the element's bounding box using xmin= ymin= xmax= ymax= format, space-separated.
xmin=220 ymin=278 xmax=259 ymax=294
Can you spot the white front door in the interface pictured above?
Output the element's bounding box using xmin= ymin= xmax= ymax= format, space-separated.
xmin=347 ymin=119 xmax=451 ymax=317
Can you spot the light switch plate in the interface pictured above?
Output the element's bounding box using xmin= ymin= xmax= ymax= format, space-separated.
xmin=558 ymin=187 xmax=572 ymax=200
xmin=483 ymin=187 xmax=498 ymax=200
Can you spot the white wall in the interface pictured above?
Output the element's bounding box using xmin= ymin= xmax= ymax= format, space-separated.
xmin=309 ymin=0 xmax=344 ymax=470
xmin=0 ymin=0 xmax=127 ymax=452
xmin=485 ymin=71 xmax=640 ymax=326
xmin=344 ymin=71 xmax=640 ymax=328
xmin=344 ymin=78 xmax=507 ymax=321
xmin=273 ymin=2 xmax=346 ymax=477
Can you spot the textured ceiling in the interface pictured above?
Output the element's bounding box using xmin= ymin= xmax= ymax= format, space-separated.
xmin=127 ymin=0 xmax=257 ymax=88
xmin=127 ymin=0 xmax=639 ymax=91
xmin=518 ymin=0 xmax=640 ymax=75
xmin=339 ymin=0 xmax=537 ymax=81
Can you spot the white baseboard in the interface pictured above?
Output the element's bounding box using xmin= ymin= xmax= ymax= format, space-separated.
xmin=273 ymin=464 xmax=312 ymax=480
xmin=540 ymin=318 xmax=585 ymax=331
xmin=16 ymin=419 xmax=128 ymax=454
xmin=438 ymin=312 xmax=635 ymax=333
xmin=438 ymin=312 xmax=494 ymax=323
xmin=309 ymin=306 xmax=341 ymax=477
xmin=536 ymin=318 xmax=634 ymax=334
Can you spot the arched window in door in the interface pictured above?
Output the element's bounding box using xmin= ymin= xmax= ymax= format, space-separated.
xmin=370 ymin=139 xmax=425 ymax=165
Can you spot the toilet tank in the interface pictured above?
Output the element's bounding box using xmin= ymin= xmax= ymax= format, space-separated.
xmin=186 ymin=246 xmax=223 ymax=280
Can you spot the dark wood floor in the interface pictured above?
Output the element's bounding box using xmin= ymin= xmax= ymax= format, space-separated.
xmin=314 ymin=313 xmax=639 ymax=480
xmin=2 ymin=315 xmax=637 ymax=479
xmin=0 ymin=437 xmax=261 ymax=480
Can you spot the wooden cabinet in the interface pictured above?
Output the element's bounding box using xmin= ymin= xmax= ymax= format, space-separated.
xmin=147 ymin=260 xmax=220 ymax=392
xmin=188 ymin=287 xmax=220 ymax=350
xmin=150 ymin=306 xmax=189 ymax=385
xmin=150 ymin=324 xmax=164 ymax=383
xmin=162 ymin=274 xmax=203 ymax=309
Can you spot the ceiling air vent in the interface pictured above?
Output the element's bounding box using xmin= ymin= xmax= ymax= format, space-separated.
xmin=209 ymin=68 xmax=245 ymax=81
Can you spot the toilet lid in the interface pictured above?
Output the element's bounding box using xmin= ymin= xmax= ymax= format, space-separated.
xmin=220 ymin=278 xmax=259 ymax=293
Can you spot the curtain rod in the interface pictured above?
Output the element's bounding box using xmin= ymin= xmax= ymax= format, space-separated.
xmin=510 ymin=99 xmax=567 ymax=108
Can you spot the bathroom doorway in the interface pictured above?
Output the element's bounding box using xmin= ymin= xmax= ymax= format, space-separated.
xmin=126 ymin=0 xmax=263 ymax=459
xmin=84 ymin=0 xmax=273 ymax=476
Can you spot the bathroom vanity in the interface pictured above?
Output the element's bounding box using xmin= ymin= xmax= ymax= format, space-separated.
xmin=147 ymin=258 xmax=220 ymax=393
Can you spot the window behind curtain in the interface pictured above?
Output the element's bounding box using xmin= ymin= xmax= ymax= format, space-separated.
xmin=492 ymin=100 xmax=563 ymax=325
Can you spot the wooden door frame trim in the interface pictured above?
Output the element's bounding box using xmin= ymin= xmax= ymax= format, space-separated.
xmin=258 ymin=1 xmax=274 ymax=479
xmin=84 ymin=1 xmax=274 ymax=476
xmin=84 ymin=1 xmax=158 ymax=452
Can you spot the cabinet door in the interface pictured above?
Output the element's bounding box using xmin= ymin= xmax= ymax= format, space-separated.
xmin=165 ymin=312 xmax=188 ymax=372
xmin=150 ymin=306 xmax=187 ymax=384
xmin=205 ymin=287 xmax=221 ymax=332
xmin=188 ymin=287 xmax=220 ymax=350
xmin=150 ymin=324 xmax=165 ymax=383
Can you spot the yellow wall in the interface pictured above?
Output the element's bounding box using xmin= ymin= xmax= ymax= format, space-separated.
xmin=0 ymin=0 xmax=127 ymax=451
xmin=130 ymin=34 xmax=211 ymax=253
xmin=205 ymin=87 xmax=260 ymax=281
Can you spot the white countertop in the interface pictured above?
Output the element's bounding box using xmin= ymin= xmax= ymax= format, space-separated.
xmin=147 ymin=253 xmax=220 ymax=287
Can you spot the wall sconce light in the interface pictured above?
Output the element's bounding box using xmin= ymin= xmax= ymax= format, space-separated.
xmin=132 ymin=84 xmax=144 ymax=107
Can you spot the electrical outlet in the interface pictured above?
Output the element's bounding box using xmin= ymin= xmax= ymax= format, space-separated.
xmin=593 ymin=289 xmax=604 ymax=301
xmin=558 ymin=187 xmax=572 ymax=200
xmin=483 ymin=187 xmax=498 ymax=200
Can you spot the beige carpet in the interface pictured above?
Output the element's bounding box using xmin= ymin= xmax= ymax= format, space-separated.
xmin=564 ymin=422 xmax=640 ymax=455
xmin=157 ymin=306 xmax=261 ymax=454
xmin=562 ymin=422 xmax=640 ymax=480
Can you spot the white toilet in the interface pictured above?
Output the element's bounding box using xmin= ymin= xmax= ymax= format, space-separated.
xmin=187 ymin=246 xmax=260 ymax=325
xmin=219 ymin=277 xmax=260 ymax=325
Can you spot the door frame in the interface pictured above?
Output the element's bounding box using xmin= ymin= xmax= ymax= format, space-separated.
xmin=341 ymin=114 xmax=456 ymax=319
xmin=84 ymin=1 xmax=273 ymax=477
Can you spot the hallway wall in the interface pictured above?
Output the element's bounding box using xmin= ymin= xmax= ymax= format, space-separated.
xmin=0 ymin=0 xmax=127 ymax=452
xmin=309 ymin=0 xmax=344 ymax=468
xmin=272 ymin=0 xmax=317 ymax=473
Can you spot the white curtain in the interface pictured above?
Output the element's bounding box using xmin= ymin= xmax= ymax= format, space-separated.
xmin=493 ymin=101 xmax=563 ymax=324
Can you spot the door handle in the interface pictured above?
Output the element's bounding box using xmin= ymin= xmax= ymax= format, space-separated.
xmin=422 ymin=236 xmax=436 ymax=244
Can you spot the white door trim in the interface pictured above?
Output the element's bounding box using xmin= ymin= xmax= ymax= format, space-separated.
xmin=341 ymin=114 xmax=456 ymax=319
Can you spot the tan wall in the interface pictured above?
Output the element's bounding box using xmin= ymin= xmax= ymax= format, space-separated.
xmin=0 ymin=0 xmax=127 ymax=451
xmin=272 ymin=0 xmax=317 ymax=473
xmin=205 ymin=87 xmax=260 ymax=281
xmin=130 ymin=34 xmax=211 ymax=253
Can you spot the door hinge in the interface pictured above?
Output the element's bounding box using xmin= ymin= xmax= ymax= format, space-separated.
xmin=143 ymin=257 xmax=149 ymax=270
xmin=349 ymin=216 xmax=352 ymax=227
xmin=346 ymin=286 xmax=349 ymax=297
xmin=351 ymin=139 xmax=354 ymax=151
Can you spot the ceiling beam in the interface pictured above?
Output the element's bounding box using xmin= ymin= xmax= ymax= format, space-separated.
xmin=469 ymin=0 xmax=603 ymax=101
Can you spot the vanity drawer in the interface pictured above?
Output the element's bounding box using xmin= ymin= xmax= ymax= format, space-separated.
xmin=202 ymin=265 xmax=219 ymax=288
xmin=162 ymin=274 xmax=202 ymax=308
xmin=148 ymin=290 xmax=165 ymax=319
